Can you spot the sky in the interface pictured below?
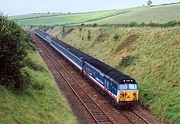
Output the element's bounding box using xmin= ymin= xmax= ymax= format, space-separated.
xmin=0 ymin=0 xmax=180 ymax=16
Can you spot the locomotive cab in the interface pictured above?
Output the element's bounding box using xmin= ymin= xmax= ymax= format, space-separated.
xmin=117 ymin=80 xmax=138 ymax=104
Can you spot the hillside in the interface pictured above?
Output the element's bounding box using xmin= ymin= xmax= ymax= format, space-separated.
xmin=46 ymin=25 xmax=180 ymax=124
xmin=12 ymin=3 xmax=180 ymax=26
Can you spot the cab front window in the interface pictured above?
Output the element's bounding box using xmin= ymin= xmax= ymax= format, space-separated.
xmin=128 ymin=84 xmax=138 ymax=90
xmin=118 ymin=84 xmax=128 ymax=90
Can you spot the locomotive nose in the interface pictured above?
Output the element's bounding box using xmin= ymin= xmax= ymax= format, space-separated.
xmin=118 ymin=90 xmax=138 ymax=102
xmin=125 ymin=92 xmax=133 ymax=101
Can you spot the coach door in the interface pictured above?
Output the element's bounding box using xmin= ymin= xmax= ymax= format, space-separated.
xmin=105 ymin=79 xmax=110 ymax=90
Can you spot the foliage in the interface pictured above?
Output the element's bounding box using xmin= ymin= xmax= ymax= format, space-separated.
xmin=147 ymin=0 xmax=152 ymax=6
xmin=0 ymin=15 xmax=35 ymax=89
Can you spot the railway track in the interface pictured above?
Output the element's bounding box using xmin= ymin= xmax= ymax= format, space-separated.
xmin=133 ymin=110 xmax=151 ymax=124
xmin=31 ymin=32 xmax=155 ymax=124
xmin=120 ymin=109 xmax=152 ymax=124
xmin=32 ymin=33 xmax=115 ymax=124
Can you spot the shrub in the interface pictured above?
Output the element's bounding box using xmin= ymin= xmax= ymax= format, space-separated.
xmin=87 ymin=30 xmax=91 ymax=41
xmin=0 ymin=15 xmax=33 ymax=89
xmin=129 ymin=21 xmax=138 ymax=27
xmin=113 ymin=34 xmax=119 ymax=41
xmin=93 ymin=23 xmax=97 ymax=27
xmin=25 ymin=59 xmax=46 ymax=72
xmin=119 ymin=56 xmax=134 ymax=67
xmin=164 ymin=20 xmax=177 ymax=27
xmin=178 ymin=20 xmax=180 ymax=25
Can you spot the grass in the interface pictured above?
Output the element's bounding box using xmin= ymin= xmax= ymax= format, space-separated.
xmin=47 ymin=25 xmax=180 ymax=124
xmin=0 ymin=51 xmax=77 ymax=124
xmin=13 ymin=9 xmax=127 ymax=26
xmin=12 ymin=2 xmax=180 ymax=26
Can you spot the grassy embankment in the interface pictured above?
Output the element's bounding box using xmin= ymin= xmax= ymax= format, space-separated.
xmin=47 ymin=26 xmax=180 ymax=124
xmin=0 ymin=51 xmax=77 ymax=123
xmin=12 ymin=3 xmax=180 ymax=26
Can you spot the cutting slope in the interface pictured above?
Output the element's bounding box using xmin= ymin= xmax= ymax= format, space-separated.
xmin=46 ymin=26 xmax=180 ymax=124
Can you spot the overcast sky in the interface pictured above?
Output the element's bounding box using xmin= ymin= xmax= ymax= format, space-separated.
xmin=1 ymin=0 xmax=180 ymax=16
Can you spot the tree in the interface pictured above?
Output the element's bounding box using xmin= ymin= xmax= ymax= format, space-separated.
xmin=147 ymin=0 xmax=152 ymax=6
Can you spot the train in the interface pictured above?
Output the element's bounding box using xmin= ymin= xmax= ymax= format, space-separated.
xmin=35 ymin=29 xmax=138 ymax=106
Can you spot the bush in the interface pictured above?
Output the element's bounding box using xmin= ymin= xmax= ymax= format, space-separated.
xmin=129 ymin=21 xmax=138 ymax=27
xmin=113 ymin=34 xmax=119 ymax=41
xmin=119 ymin=56 xmax=134 ymax=67
xmin=25 ymin=59 xmax=46 ymax=72
xmin=178 ymin=20 xmax=180 ymax=25
xmin=0 ymin=15 xmax=33 ymax=89
xmin=93 ymin=23 xmax=97 ymax=27
xmin=164 ymin=20 xmax=177 ymax=27
xmin=87 ymin=30 xmax=91 ymax=41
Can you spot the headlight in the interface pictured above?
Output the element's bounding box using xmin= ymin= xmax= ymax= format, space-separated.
xmin=120 ymin=92 xmax=125 ymax=96
xmin=133 ymin=92 xmax=137 ymax=96
xmin=125 ymin=92 xmax=127 ymax=96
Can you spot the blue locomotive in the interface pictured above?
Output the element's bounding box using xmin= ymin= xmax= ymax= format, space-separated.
xmin=35 ymin=30 xmax=138 ymax=106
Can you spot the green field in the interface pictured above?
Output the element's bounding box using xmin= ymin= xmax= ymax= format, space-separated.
xmin=87 ymin=3 xmax=180 ymax=24
xmin=14 ymin=9 xmax=127 ymax=26
xmin=12 ymin=3 xmax=180 ymax=26
xmin=10 ymin=13 xmax=60 ymax=20
xmin=46 ymin=25 xmax=180 ymax=124
xmin=0 ymin=51 xmax=77 ymax=124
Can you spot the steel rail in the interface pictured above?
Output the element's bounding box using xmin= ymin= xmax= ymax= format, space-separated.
xmin=132 ymin=110 xmax=151 ymax=124
xmin=32 ymin=33 xmax=114 ymax=124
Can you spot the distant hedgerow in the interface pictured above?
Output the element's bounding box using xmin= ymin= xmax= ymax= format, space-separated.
xmin=80 ymin=20 xmax=180 ymax=27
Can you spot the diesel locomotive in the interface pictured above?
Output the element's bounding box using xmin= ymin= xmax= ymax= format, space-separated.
xmin=35 ymin=29 xmax=138 ymax=106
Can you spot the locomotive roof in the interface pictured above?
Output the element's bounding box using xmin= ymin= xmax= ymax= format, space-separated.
xmin=52 ymin=38 xmax=72 ymax=49
xmin=86 ymin=59 xmax=136 ymax=84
